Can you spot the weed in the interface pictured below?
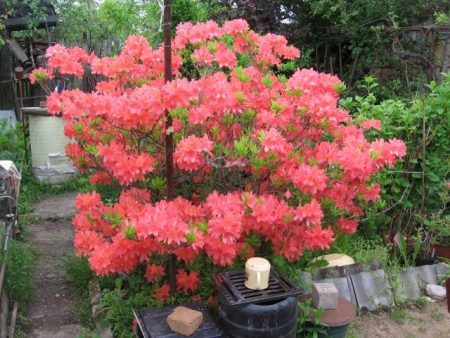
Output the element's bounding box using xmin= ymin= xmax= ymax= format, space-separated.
xmin=63 ymin=255 xmax=94 ymax=296
xmin=345 ymin=322 xmax=361 ymax=338
xmin=63 ymin=255 xmax=95 ymax=328
xmin=430 ymin=307 xmax=445 ymax=322
xmin=74 ymin=297 xmax=96 ymax=328
xmin=390 ymin=307 xmax=407 ymax=325
xmin=297 ymin=299 xmax=327 ymax=338
xmin=76 ymin=328 xmax=101 ymax=338
xmin=0 ymin=239 xmax=35 ymax=306
xmin=330 ymin=235 xmax=390 ymax=266
xmin=415 ymin=296 xmax=427 ymax=309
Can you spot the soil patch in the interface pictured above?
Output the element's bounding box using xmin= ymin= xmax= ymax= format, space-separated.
xmin=350 ymin=301 xmax=450 ymax=337
xmin=30 ymin=191 xmax=78 ymax=219
xmin=26 ymin=192 xmax=83 ymax=338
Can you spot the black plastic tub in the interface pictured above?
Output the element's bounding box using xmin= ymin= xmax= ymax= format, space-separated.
xmin=218 ymin=296 xmax=298 ymax=338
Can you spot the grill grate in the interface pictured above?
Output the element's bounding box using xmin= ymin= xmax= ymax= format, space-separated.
xmin=217 ymin=269 xmax=303 ymax=307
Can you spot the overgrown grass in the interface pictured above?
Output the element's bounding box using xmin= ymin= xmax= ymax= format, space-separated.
xmin=0 ymin=239 xmax=35 ymax=306
xmin=63 ymin=255 xmax=95 ymax=328
xmin=329 ymin=234 xmax=391 ymax=266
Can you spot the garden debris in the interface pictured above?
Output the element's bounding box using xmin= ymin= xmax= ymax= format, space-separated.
xmin=312 ymin=283 xmax=339 ymax=309
xmin=426 ymin=284 xmax=446 ymax=301
xmin=167 ymin=306 xmax=203 ymax=336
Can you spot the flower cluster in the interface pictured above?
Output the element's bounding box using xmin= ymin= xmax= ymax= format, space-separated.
xmin=32 ymin=19 xmax=406 ymax=298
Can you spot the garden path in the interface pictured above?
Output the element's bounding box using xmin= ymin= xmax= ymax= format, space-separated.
xmin=25 ymin=192 xmax=83 ymax=338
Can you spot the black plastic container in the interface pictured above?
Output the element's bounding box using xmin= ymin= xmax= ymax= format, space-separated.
xmin=134 ymin=302 xmax=223 ymax=338
xmin=218 ymin=296 xmax=298 ymax=338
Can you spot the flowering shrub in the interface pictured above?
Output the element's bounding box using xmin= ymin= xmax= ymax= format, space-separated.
xmin=32 ymin=19 xmax=405 ymax=297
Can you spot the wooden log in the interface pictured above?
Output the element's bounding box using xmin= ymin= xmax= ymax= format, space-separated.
xmin=8 ymin=302 xmax=18 ymax=338
xmin=0 ymin=291 xmax=8 ymax=338
xmin=6 ymin=39 xmax=28 ymax=63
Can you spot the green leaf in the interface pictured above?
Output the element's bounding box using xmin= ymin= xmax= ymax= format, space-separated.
xmin=427 ymin=172 xmax=440 ymax=182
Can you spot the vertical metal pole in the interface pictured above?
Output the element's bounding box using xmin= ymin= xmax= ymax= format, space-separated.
xmin=163 ymin=0 xmax=177 ymax=295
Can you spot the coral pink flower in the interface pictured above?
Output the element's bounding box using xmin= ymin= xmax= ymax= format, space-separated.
xmin=145 ymin=265 xmax=165 ymax=282
xmin=176 ymin=270 xmax=200 ymax=292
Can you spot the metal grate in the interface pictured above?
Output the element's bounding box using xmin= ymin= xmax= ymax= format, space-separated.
xmin=217 ymin=269 xmax=303 ymax=307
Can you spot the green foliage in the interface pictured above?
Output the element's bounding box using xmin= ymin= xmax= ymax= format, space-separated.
xmin=63 ymin=255 xmax=95 ymax=327
xmin=395 ymin=231 xmax=423 ymax=267
xmin=63 ymin=255 xmax=94 ymax=296
xmin=330 ymin=234 xmax=390 ymax=266
xmin=0 ymin=120 xmax=24 ymax=163
xmin=341 ymin=75 xmax=450 ymax=238
xmin=424 ymin=188 xmax=450 ymax=247
xmin=76 ymin=328 xmax=101 ymax=338
xmin=390 ymin=307 xmax=407 ymax=325
xmin=56 ymin=0 xmax=212 ymax=49
xmin=0 ymin=239 xmax=35 ymax=306
xmin=100 ymin=274 xmax=162 ymax=338
xmin=297 ymin=299 xmax=327 ymax=338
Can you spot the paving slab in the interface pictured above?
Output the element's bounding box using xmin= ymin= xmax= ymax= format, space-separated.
xmin=26 ymin=193 xmax=83 ymax=337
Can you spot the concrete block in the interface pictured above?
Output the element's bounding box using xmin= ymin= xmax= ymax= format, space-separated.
xmin=167 ymin=306 xmax=203 ymax=336
xmin=316 ymin=277 xmax=357 ymax=305
xmin=426 ymin=284 xmax=446 ymax=300
xmin=416 ymin=265 xmax=438 ymax=290
xmin=435 ymin=262 xmax=449 ymax=281
xmin=350 ymin=269 xmax=394 ymax=311
xmin=312 ymin=283 xmax=339 ymax=310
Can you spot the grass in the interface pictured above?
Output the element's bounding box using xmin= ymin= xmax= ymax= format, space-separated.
xmin=415 ymin=296 xmax=427 ymax=309
xmin=430 ymin=307 xmax=445 ymax=322
xmin=63 ymin=254 xmax=96 ymax=328
xmin=390 ymin=307 xmax=407 ymax=325
xmin=0 ymin=239 xmax=35 ymax=306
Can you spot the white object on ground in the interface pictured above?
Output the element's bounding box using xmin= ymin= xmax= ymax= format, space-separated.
xmin=312 ymin=254 xmax=355 ymax=267
xmin=426 ymin=284 xmax=446 ymax=301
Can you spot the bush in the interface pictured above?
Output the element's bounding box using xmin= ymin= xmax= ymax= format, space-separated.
xmin=341 ymin=75 xmax=450 ymax=239
xmin=33 ymin=19 xmax=405 ymax=300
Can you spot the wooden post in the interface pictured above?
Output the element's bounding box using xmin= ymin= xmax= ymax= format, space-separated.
xmin=163 ymin=0 xmax=177 ymax=295
xmin=446 ymin=277 xmax=450 ymax=313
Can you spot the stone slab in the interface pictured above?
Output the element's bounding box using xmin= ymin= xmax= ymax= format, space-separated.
xmin=416 ymin=265 xmax=439 ymax=290
xmin=350 ymin=269 xmax=394 ymax=311
xmin=393 ymin=267 xmax=421 ymax=302
xmin=435 ymin=262 xmax=449 ymax=281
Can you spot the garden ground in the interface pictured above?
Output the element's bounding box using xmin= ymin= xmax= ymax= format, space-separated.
xmin=349 ymin=301 xmax=450 ymax=338
xmin=22 ymin=191 xmax=450 ymax=337
xmin=25 ymin=192 xmax=82 ymax=337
